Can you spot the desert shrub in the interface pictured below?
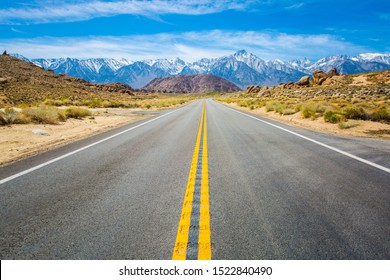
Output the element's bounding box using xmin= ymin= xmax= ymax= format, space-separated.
xmin=0 ymin=108 xmax=18 ymax=125
xmin=370 ymin=108 xmax=390 ymax=122
xmin=343 ymin=107 xmax=367 ymax=120
xmin=238 ymin=100 xmax=249 ymax=108
xmin=280 ymin=107 xmax=297 ymax=115
xmin=65 ymin=107 xmax=91 ymax=119
xmin=57 ymin=109 xmax=67 ymax=122
xmin=338 ymin=122 xmax=360 ymax=129
xmin=265 ymin=101 xmax=280 ymax=112
xmin=144 ymin=103 xmax=152 ymax=109
xmin=324 ymin=111 xmax=345 ymax=123
xmin=22 ymin=107 xmax=63 ymax=124
xmin=301 ymin=106 xmax=316 ymax=119
xmin=88 ymin=99 xmax=103 ymax=108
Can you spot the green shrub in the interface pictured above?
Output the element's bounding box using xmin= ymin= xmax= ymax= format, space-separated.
xmin=265 ymin=102 xmax=280 ymax=112
xmin=301 ymin=106 xmax=316 ymax=119
xmin=65 ymin=107 xmax=91 ymax=119
xmin=88 ymin=99 xmax=102 ymax=108
xmin=343 ymin=107 xmax=367 ymax=120
xmin=324 ymin=111 xmax=345 ymax=123
xmin=370 ymin=108 xmax=390 ymax=122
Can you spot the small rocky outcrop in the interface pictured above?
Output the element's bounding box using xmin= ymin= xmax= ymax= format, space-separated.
xmin=312 ymin=68 xmax=339 ymax=85
xmin=295 ymin=76 xmax=310 ymax=86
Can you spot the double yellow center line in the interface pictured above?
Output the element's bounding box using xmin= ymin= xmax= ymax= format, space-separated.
xmin=172 ymin=102 xmax=211 ymax=260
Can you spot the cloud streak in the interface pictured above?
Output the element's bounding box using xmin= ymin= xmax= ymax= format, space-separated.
xmin=0 ymin=0 xmax=254 ymax=24
xmin=1 ymin=30 xmax=369 ymax=61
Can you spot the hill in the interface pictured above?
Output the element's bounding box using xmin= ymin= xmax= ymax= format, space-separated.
xmin=0 ymin=54 xmax=139 ymax=107
xmin=141 ymin=74 xmax=241 ymax=94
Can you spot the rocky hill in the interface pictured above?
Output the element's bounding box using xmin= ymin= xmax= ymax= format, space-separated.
xmin=245 ymin=68 xmax=390 ymax=99
xmin=0 ymin=54 xmax=138 ymax=107
xmin=141 ymin=74 xmax=241 ymax=94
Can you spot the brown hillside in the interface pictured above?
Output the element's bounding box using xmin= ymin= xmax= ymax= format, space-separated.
xmin=0 ymin=54 xmax=139 ymax=107
xmin=142 ymin=74 xmax=241 ymax=94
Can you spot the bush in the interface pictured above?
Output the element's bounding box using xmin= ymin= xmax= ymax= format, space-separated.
xmin=301 ymin=106 xmax=316 ymax=119
xmin=324 ymin=111 xmax=345 ymax=123
xmin=343 ymin=107 xmax=367 ymax=120
xmin=65 ymin=107 xmax=91 ymax=119
xmin=0 ymin=108 xmax=18 ymax=125
xmin=265 ymin=102 xmax=280 ymax=112
xmin=88 ymin=99 xmax=102 ymax=108
xmin=22 ymin=107 xmax=64 ymax=124
xmin=370 ymin=108 xmax=390 ymax=122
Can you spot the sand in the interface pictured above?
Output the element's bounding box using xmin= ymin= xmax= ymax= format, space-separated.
xmin=0 ymin=108 xmax=151 ymax=166
xmin=226 ymin=103 xmax=390 ymax=140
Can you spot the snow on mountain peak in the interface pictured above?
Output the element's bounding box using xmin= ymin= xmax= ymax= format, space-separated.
xmin=10 ymin=51 xmax=390 ymax=89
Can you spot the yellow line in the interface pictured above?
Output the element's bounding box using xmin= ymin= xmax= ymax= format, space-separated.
xmin=198 ymin=104 xmax=211 ymax=260
xmin=172 ymin=102 xmax=211 ymax=260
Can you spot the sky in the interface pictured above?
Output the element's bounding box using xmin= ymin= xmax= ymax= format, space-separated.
xmin=0 ymin=0 xmax=389 ymax=62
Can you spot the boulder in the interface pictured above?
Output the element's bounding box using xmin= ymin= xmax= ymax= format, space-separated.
xmin=312 ymin=70 xmax=327 ymax=85
xmin=321 ymin=78 xmax=333 ymax=86
xmin=296 ymin=76 xmax=310 ymax=86
xmin=257 ymin=90 xmax=271 ymax=97
xmin=32 ymin=129 xmax=49 ymax=136
xmin=326 ymin=68 xmax=339 ymax=77
xmin=247 ymin=85 xmax=261 ymax=94
xmin=312 ymin=68 xmax=339 ymax=85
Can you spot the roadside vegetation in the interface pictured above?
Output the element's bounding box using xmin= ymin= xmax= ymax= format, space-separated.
xmin=216 ymin=90 xmax=390 ymax=129
xmin=0 ymin=95 xmax=194 ymax=126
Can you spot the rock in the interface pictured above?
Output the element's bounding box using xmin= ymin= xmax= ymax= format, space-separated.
xmin=32 ymin=129 xmax=49 ymax=136
xmin=312 ymin=70 xmax=327 ymax=85
xmin=312 ymin=68 xmax=339 ymax=85
xmin=247 ymin=85 xmax=261 ymax=94
xmin=296 ymin=76 xmax=310 ymax=86
xmin=326 ymin=68 xmax=339 ymax=77
xmin=321 ymin=77 xmax=333 ymax=86
xmin=257 ymin=90 xmax=271 ymax=97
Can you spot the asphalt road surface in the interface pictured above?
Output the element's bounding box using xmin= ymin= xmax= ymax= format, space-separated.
xmin=1 ymin=99 xmax=389 ymax=259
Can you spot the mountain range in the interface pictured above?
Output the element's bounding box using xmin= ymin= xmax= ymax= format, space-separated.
xmin=12 ymin=51 xmax=390 ymax=89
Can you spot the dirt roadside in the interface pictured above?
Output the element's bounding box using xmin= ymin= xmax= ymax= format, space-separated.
xmin=222 ymin=102 xmax=390 ymax=140
xmin=0 ymin=108 xmax=154 ymax=166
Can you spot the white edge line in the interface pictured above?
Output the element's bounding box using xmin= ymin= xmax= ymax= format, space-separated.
xmin=0 ymin=105 xmax=186 ymax=185
xmin=220 ymin=102 xmax=390 ymax=174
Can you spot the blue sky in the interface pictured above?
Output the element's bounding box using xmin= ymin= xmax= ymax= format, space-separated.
xmin=0 ymin=0 xmax=389 ymax=61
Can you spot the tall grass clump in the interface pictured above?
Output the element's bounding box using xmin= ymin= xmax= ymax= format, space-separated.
xmin=300 ymin=106 xmax=316 ymax=119
xmin=88 ymin=99 xmax=103 ymax=108
xmin=343 ymin=107 xmax=367 ymax=120
xmin=370 ymin=108 xmax=390 ymax=122
xmin=65 ymin=107 xmax=91 ymax=119
xmin=22 ymin=106 xmax=64 ymax=124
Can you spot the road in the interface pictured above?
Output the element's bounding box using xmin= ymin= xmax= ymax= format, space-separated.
xmin=1 ymin=99 xmax=389 ymax=259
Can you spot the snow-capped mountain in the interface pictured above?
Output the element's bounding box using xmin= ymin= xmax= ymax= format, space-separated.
xmin=11 ymin=51 xmax=390 ymax=89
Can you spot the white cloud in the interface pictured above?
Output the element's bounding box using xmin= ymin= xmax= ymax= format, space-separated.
xmin=0 ymin=0 xmax=254 ymax=24
xmin=0 ymin=30 xmax=368 ymax=61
